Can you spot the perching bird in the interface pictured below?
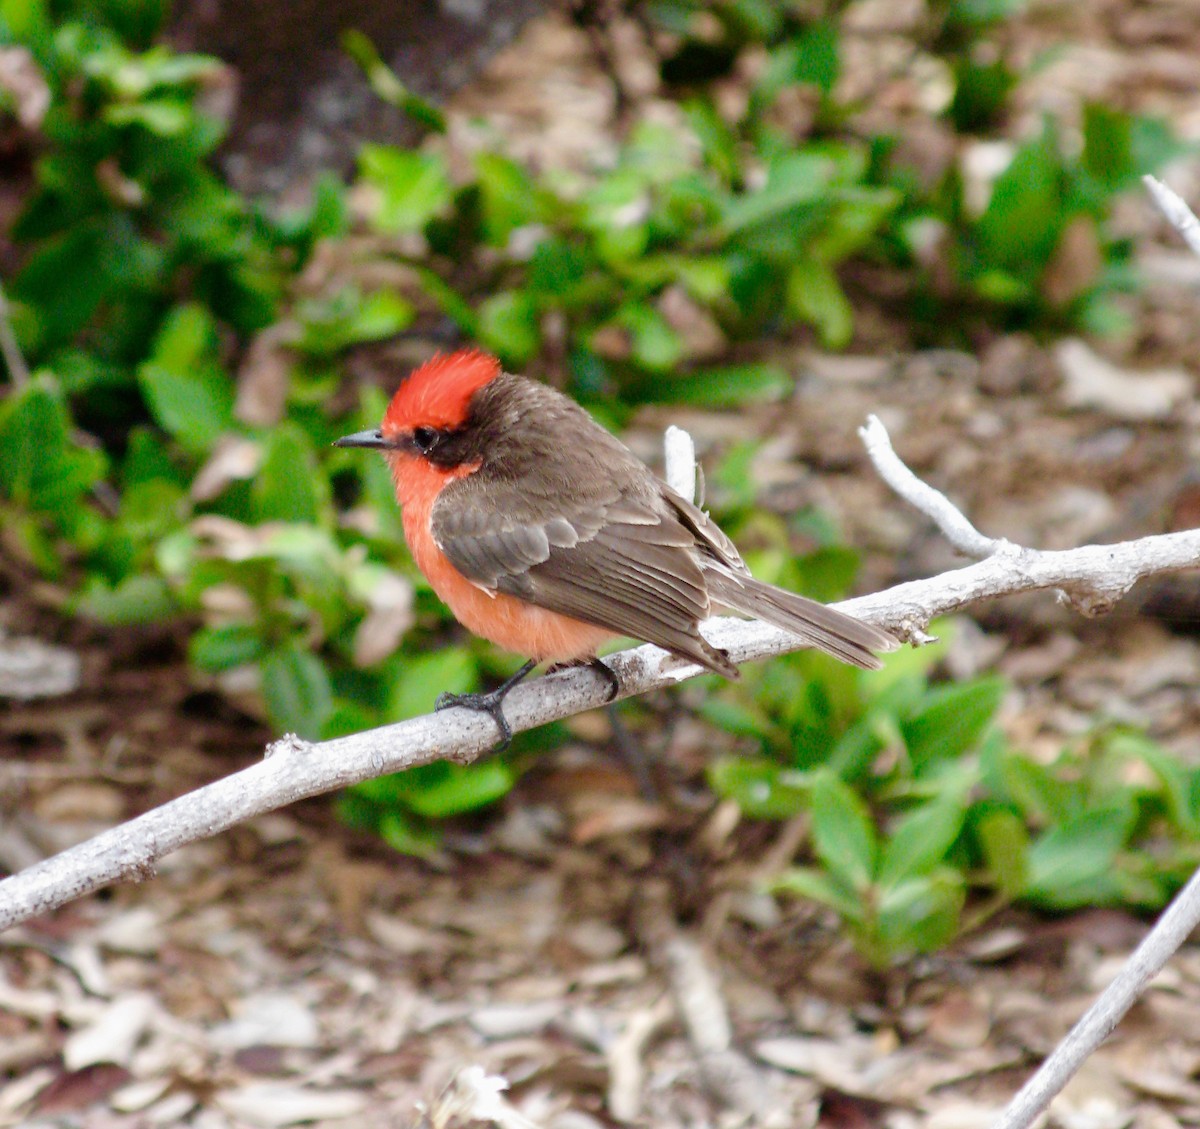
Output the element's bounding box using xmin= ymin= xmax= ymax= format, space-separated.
xmin=336 ymin=350 xmax=897 ymax=744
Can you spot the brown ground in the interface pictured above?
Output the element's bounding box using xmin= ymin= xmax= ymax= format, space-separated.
xmin=6 ymin=3 xmax=1200 ymax=1127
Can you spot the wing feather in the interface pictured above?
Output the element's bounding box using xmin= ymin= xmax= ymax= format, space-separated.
xmin=430 ymin=476 xmax=736 ymax=676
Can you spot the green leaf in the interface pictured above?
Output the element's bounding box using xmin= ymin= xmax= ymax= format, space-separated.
xmin=901 ymin=676 xmax=1006 ymax=771
xmin=138 ymin=361 xmax=234 ymax=454
xmin=700 ymin=699 xmax=771 ymax=740
xmin=786 ymin=260 xmax=853 ymax=349
xmin=789 ymin=546 xmax=861 ymax=602
xmin=138 ymin=305 xmax=233 ymax=455
xmin=75 ymin=573 xmax=174 ymax=625
xmin=794 ymin=21 xmax=839 ymax=94
xmin=974 ymin=129 xmax=1064 ymax=273
xmin=809 ymin=188 xmax=900 ymax=264
xmin=528 ymin=238 xmax=589 ymax=297
xmin=949 ymin=55 xmax=1017 ymax=134
xmin=401 ymin=759 xmax=516 ymax=819
xmin=707 ymin=756 xmax=807 ymax=819
xmin=252 ymin=423 xmax=324 ymax=524
xmin=385 ymin=648 xmax=477 ymax=722
xmin=999 ymin=750 xmax=1076 ymax=824
xmin=1023 ymin=807 xmax=1133 ymax=909
xmin=475 ymin=152 xmax=546 ymax=244
xmin=320 ymin=703 xmax=378 ymax=740
xmin=297 ymin=288 xmax=414 ymax=355
xmin=1 ymin=0 xmax=49 ymax=40
xmin=122 ymin=427 xmax=184 ymax=488
xmin=1082 ymin=104 xmax=1185 ymax=192
xmin=810 ymin=769 xmax=877 ymax=891
xmin=649 ymin=363 xmax=791 ymax=407
xmin=117 ymin=478 xmax=184 ymax=542
xmin=261 ymin=645 xmax=334 ymax=739
xmin=0 ymin=377 xmax=106 ymax=515
xmin=190 ymin=624 xmax=265 ymax=672
xmin=478 ymin=290 xmax=540 ymax=364
xmin=722 ymin=152 xmax=831 ymax=234
xmin=1108 ymin=730 xmax=1199 ymax=836
xmin=684 ymin=99 xmax=739 ymax=183
xmin=949 ymin=0 xmax=1026 ymax=24
xmin=771 ymin=866 xmax=862 ymax=921
xmin=617 ymin=303 xmax=682 ymax=372
xmin=359 ymin=146 xmax=453 ymax=233
xmin=877 ymin=791 xmax=968 ymax=887
xmin=342 ymin=29 xmax=446 ymax=132
xmin=376 ymin=810 xmax=441 ymax=857
xmin=342 ymin=289 xmax=415 ymax=344
xmin=105 ymin=96 xmax=192 ymax=134
xmin=825 ymin=712 xmax=893 ymax=782
xmin=876 ymin=868 xmax=965 ymax=959
xmin=975 ymin=807 xmax=1029 ymax=898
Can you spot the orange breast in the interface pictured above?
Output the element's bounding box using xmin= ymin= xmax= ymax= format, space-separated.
xmin=393 ymin=455 xmax=615 ymax=664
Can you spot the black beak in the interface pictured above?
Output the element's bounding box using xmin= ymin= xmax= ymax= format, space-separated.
xmin=334 ymin=429 xmax=390 ymax=450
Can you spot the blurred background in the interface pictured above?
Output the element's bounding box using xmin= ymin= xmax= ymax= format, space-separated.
xmin=5 ymin=1 xmax=1200 ymax=1125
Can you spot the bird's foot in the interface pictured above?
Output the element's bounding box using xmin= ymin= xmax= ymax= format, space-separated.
xmin=547 ymin=657 xmax=620 ymax=703
xmin=435 ymin=659 xmax=537 ymax=751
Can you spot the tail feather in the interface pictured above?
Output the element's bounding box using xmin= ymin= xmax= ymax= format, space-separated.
xmin=705 ymin=570 xmax=898 ymax=671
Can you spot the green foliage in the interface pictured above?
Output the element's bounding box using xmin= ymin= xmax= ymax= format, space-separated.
xmin=2 ymin=0 xmax=1196 ymax=925
xmin=884 ymin=106 xmax=1183 ymax=336
xmin=709 ymin=629 xmax=1200 ymax=967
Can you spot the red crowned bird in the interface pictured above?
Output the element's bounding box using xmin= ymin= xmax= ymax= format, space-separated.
xmin=336 ymin=350 xmax=897 ymax=744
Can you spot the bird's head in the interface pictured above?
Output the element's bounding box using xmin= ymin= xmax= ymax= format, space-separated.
xmin=334 ymin=349 xmax=503 ymax=500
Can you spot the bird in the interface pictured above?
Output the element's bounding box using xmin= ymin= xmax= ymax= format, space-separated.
xmin=335 ymin=349 xmax=898 ymax=746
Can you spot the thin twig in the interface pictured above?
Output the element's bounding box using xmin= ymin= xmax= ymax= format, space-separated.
xmin=0 ymin=279 xmax=30 ymax=388
xmin=1144 ymin=175 xmax=1200 ymax=259
xmin=994 ymin=863 xmax=1200 ymax=1129
xmin=859 ymin=415 xmax=1007 ymax=559
xmin=663 ymin=424 xmax=698 ymax=503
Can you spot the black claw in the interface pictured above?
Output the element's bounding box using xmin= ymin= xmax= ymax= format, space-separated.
xmin=434 ymin=659 xmax=537 ymax=750
xmin=436 ymin=688 xmax=515 ymax=748
xmin=591 ymin=657 xmax=620 ymax=703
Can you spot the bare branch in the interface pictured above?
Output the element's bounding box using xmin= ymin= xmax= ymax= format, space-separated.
xmin=994 ymin=863 xmax=1200 ymax=1129
xmin=1144 ymin=175 xmax=1200 ymax=258
xmin=2 ymin=412 xmax=1198 ymax=932
xmin=859 ymin=415 xmax=1009 ymax=558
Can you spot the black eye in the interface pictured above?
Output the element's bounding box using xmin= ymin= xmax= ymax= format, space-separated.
xmin=412 ymin=427 xmax=437 ymax=452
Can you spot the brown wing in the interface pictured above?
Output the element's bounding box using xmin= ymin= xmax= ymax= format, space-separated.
xmin=662 ymin=485 xmax=898 ymax=669
xmin=430 ymin=473 xmax=737 ymax=678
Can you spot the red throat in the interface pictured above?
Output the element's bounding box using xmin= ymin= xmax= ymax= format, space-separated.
xmin=381 ymin=349 xmax=500 ymax=434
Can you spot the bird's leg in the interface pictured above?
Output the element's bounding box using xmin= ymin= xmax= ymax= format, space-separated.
xmin=546 ymin=656 xmax=620 ymax=702
xmin=435 ymin=659 xmax=537 ymax=750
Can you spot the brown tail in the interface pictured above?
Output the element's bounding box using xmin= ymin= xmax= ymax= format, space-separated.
xmin=705 ymin=570 xmax=898 ymax=670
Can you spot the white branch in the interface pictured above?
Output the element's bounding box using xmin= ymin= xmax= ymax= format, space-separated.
xmin=1145 ymin=175 xmax=1200 ymax=258
xmin=994 ymin=864 xmax=1200 ymax=1129
xmin=1 ymin=416 xmax=1198 ymax=933
xmin=859 ymin=415 xmax=1010 ymax=558
xmin=663 ymin=424 xmax=698 ymax=503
